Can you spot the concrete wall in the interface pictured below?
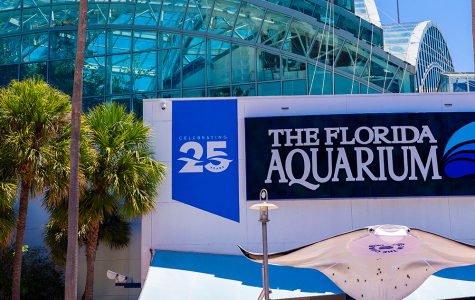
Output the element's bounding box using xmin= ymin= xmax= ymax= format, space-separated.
xmin=142 ymin=92 xmax=475 ymax=287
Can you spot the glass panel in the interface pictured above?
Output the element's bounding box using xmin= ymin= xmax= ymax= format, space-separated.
xmin=258 ymin=10 xmax=291 ymax=49
xmin=208 ymin=86 xmax=230 ymax=97
xmin=158 ymin=32 xmax=180 ymax=48
xmin=334 ymin=74 xmax=353 ymax=94
xmin=132 ymin=93 xmax=155 ymax=118
xmin=308 ymin=64 xmax=332 ymax=95
xmin=107 ymin=95 xmax=131 ymax=111
xmin=50 ymin=30 xmax=77 ymax=59
xmin=86 ymin=29 xmax=106 ymax=56
xmin=183 ymin=0 xmax=213 ymax=31
xmin=159 ymin=0 xmax=187 ymax=29
xmin=0 ymin=36 xmax=21 ymax=64
xmin=49 ymin=59 xmax=75 ymax=95
xmin=383 ymin=61 xmax=399 ymax=90
xmin=158 ymin=49 xmax=180 ymax=89
xmin=0 ymin=0 xmax=21 ymax=11
xmin=233 ymin=1 xmax=265 ymax=42
xmin=52 ymin=0 xmax=80 ymax=3
xmin=361 ymin=54 xmax=389 ymax=89
xmin=52 ymin=4 xmax=80 ymax=26
xmin=453 ymin=77 xmax=468 ymax=93
xmin=83 ymin=97 xmax=105 ymax=113
xmin=22 ymin=7 xmax=50 ymax=31
xmin=83 ymin=56 xmax=106 ymax=96
xmin=133 ymin=51 xmax=157 ymax=92
xmin=232 ymin=84 xmax=255 ymax=96
xmin=334 ymin=40 xmax=370 ymax=77
xmin=20 ymin=62 xmax=47 ymax=80
xmin=207 ymin=39 xmax=230 ymax=86
xmin=183 ymin=88 xmax=205 ymax=97
xmin=109 ymin=4 xmax=134 ymax=24
xmin=208 ymin=0 xmax=240 ymax=36
xmin=282 ymin=18 xmax=318 ymax=57
xmin=266 ymin=0 xmax=290 ymax=7
xmin=372 ymin=31 xmax=383 ymax=48
xmin=313 ymin=4 xmax=338 ymax=26
xmin=469 ymin=79 xmax=475 ymax=92
xmin=106 ymin=54 xmax=132 ymax=94
xmin=107 ymin=29 xmax=132 ymax=54
xmin=359 ymin=25 xmax=372 ymax=45
xmin=282 ymin=56 xmax=305 ymax=79
xmin=87 ymin=4 xmax=108 ymax=25
xmin=258 ymin=81 xmax=280 ymax=96
xmin=335 ymin=0 xmax=353 ymax=11
xmin=21 ymin=32 xmax=49 ymax=62
xmin=360 ymin=84 xmax=367 ymax=94
xmin=0 ymin=65 xmax=18 ymax=87
xmin=134 ymin=0 xmax=161 ymax=26
xmin=232 ymin=44 xmax=255 ymax=84
xmin=283 ymin=80 xmax=306 ymax=95
xmin=369 ymin=87 xmax=380 ymax=94
xmin=388 ymin=67 xmax=404 ymax=93
xmin=290 ymin=0 xmax=315 ymax=17
xmin=0 ymin=10 xmax=21 ymax=34
xmin=336 ymin=15 xmax=359 ymax=39
xmin=257 ymin=50 xmax=280 ymax=81
xmin=182 ymin=35 xmax=205 ymax=88
xmin=23 ymin=0 xmax=50 ymax=7
xmin=308 ymin=29 xmax=344 ymax=66
xmin=158 ymin=90 xmax=180 ymax=98
xmin=133 ymin=30 xmax=157 ymax=51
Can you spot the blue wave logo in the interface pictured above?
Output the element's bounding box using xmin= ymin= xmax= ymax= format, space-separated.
xmin=443 ymin=121 xmax=475 ymax=178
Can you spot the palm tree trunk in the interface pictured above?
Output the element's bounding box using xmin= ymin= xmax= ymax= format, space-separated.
xmin=65 ymin=0 xmax=88 ymax=299
xmin=11 ymin=177 xmax=30 ymax=300
xmin=82 ymin=221 xmax=100 ymax=300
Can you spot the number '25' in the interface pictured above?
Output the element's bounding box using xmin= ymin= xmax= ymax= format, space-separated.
xmin=178 ymin=141 xmax=232 ymax=173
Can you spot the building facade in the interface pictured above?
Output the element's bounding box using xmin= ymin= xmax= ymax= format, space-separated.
xmin=438 ymin=72 xmax=475 ymax=93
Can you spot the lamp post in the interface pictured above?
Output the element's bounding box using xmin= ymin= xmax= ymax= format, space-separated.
xmin=250 ymin=189 xmax=278 ymax=300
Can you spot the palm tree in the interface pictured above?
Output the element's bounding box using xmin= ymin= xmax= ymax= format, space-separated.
xmin=66 ymin=0 xmax=89 ymax=298
xmin=47 ymin=103 xmax=166 ymax=300
xmin=0 ymin=159 xmax=17 ymax=248
xmin=0 ymin=78 xmax=72 ymax=300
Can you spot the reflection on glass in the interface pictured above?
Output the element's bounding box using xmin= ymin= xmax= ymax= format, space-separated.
xmin=83 ymin=97 xmax=105 ymax=112
xmin=258 ymin=10 xmax=291 ymax=49
xmin=134 ymin=30 xmax=157 ymax=51
xmin=308 ymin=63 xmax=332 ymax=95
xmin=158 ymin=32 xmax=180 ymax=48
xmin=232 ymin=44 xmax=255 ymax=84
xmin=158 ymin=90 xmax=181 ymax=98
xmin=106 ymin=54 xmax=132 ymax=94
xmin=183 ymin=0 xmax=213 ymax=31
xmin=158 ymin=49 xmax=180 ymax=89
xmin=134 ymin=0 xmax=161 ymax=26
xmin=21 ymin=32 xmax=49 ymax=62
xmin=334 ymin=74 xmax=353 ymax=94
xmin=87 ymin=4 xmax=108 ymax=25
xmin=359 ymin=25 xmax=372 ymax=45
xmin=183 ymin=88 xmax=205 ymax=97
xmin=133 ymin=93 xmax=155 ymax=118
xmin=107 ymin=29 xmax=132 ymax=54
xmin=49 ymin=59 xmax=75 ymax=95
xmin=109 ymin=4 xmax=134 ymax=25
xmin=208 ymin=86 xmax=230 ymax=97
xmin=266 ymin=0 xmax=290 ymax=7
xmin=83 ymin=56 xmax=106 ymax=96
xmin=22 ymin=7 xmax=50 ymax=31
xmin=107 ymin=95 xmax=131 ymax=111
xmin=334 ymin=40 xmax=370 ymax=77
xmin=313 ymin=4 xmax=338 ymax=26
xmin=0 ymin=65 xmax=18 ymax=87
xmin=282 ymin=56 xmax=305 ymax=79
xmin=290 ymin=0 xmax=315 ymax=17
xmin=182 ymin=35 xmax=205 ymax=88
xmin=257 ymin=50 xmax=280 ymax=81
xmin=308 ymin=29 xmax=344 ymax=66
xmin=207 ymin=40 xmax=230 ymax=86
xmin=258 ymin=81 xmax=280 ymax=96
xmin=52 ymin=5 xmax=80 ymax=26
xmin=208 ymin=0 xmax=240 ymax=36
xmin=51 ymin=30 xmax=77 ymax=59
xmin=133 ymin=51 xmax=157 ymax=92
xmin=20 ymin=62 xmax=47 ymax=81
xmin=233 ymin=2 xmax=265 ymax=42
xmin=0 ymin=0 xmax=21 ymax=11
xmin=86 ymin=29 xmax=106 ymax=56
xmin=361 ymin=54 xmax=391 ymax=89
xmin=0 ymin=10 xmax=21 ymax=34
xmin=283 ymin=80 xmax=306 ymax=95
xmin=336 ymin=15 xmax=359 ymax=39
xmin=232 ymin=84 xmax=255 ymax=96
xmin=23 ymin=0 xmax=49 ymax=7
xmin=388 ymin=67 xmax=404 ymax=93
xmin=160 ymin=0 xmax=187 ymax=29
xmin=282 ymin=19 xmax=318 ymax=57
xmin=0 ymin=36 xmax=21 ymax=64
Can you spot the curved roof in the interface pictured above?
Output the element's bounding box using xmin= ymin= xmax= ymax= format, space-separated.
xmin=354 ymin=0 xmax=381 ymax=28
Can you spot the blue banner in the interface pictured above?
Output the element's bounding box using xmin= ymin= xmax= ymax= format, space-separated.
xmin=173 ymin=100 xmax=239 ymax=222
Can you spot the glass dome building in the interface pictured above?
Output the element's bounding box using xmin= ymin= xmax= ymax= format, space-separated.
xmin=0 ymin=0 xmax=416 ymax=115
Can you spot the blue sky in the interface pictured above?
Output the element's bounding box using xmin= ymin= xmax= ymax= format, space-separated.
xmin=374 ymin=0 xmax=474 ymax=73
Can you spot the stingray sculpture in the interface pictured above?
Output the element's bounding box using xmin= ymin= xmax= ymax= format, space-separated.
xmin=239 ymin=225 xmax=475 ymax=300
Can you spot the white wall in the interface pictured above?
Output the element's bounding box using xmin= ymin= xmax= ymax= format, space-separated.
xmin=142 ymin=92 xmax=475 ymax=286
